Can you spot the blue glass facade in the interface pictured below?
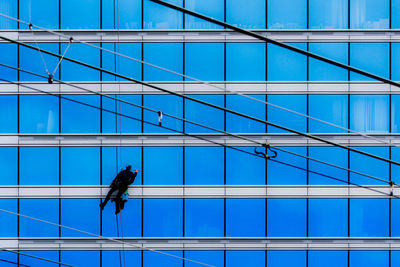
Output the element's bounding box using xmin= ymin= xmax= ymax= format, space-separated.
xmin=0 ymin=0 xmax=399 ymax=266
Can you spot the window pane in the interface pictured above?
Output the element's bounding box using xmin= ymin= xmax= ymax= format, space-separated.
xmin=268 ymin=43 xmax=307 ymax=81
xmin=309 ymin=95 xmax=348 ymax=133
xmin=61 ymin=95 xmax=100 ymax=133
xmin=309 ymin=251 xmax=348 ymax=267
xmin=309 ymin=0 xmax=348 ymax=29
xmin=185 ymin=43 xmax=224 ymax=81
xmin=350 ymin=199 xmax=389 ymax=237
xmin=61 ymin=199 xmax=99 ymax=237
xmin=61 ymin=0 xmax=100 ymax=29
xmin=20 ymin=251 xmax=59 ymax=267
xmin=350 ymin=251 xmax=388 ymax=267
xmin=144 ymin=0 xmax=183 ymax=29
xmin=144 ymin=199 xmax=182 ymax=237
xmin=309 ymin=199 xmax=348 ymax=237
xmin=0 ymin=199 xmax=17 ymax=237
xmin=226 ymin=43 xmax=265 ymax=81
xmin=0 ymin=96 xmax=17 ymax=133
xmin=226 ymin=0 xmax=266 ymax=29
xmin=20 ymin=95 xmax=59 ymax=133
xmin=185 ymin=0 xmax=224 ymax=29
xmin=391 ymin=94 xmax=400 ymax=133
xmin=0 ymin=147 xmax=17 ymax=185
xmin=0 ymin=0 xmax=17 ymax=29
xmin=102 ymin=0 xmax=142 ymax=29
xmin=20 ymin=147 xmax=59 ymax=185
xmin=392 ymin=147 xmax=400 ymax=184
xmin=61 ymin=147 xmax=100 ymax=185
xmin=309 ymin=43 xmax=348 ymax=81
xmin=391 ymin=199 xmax=400 ymax=236
xmin=350 ymin=43 xmax=389 ymax=81
xmin=226 ymin=199 xmax=265 ymax=237
xmin=185 ymin=251 xmax=224 ymax=267
xmin=350 ymin=95 xmax=389 ymax=132
xmin=267 ymin=251 xmax=306 ymax=267
xmin=185 ymin=147 xmax=224 ymax=185
xmin=0 ymin=251 xmax=17 ymax=266
xmin=226 ymin=251 xmax=265 ymax=267
xmin=61 ymin=251 xmax=100 ymax=267
xmin=144 ymin=251 xmax=182 ymax=267
xmin=19 ymin=0 xmax=58 ymax=29
xmin=226 ymin=147 xmax=265 ymax=185
xmin=185 ymin=199 xmax=224 ymax=237
xmin=268 ymin=0 xmax=306 ymax=29
xmin=392 ymin=0 xmax=400 ymax=28
xmin=350 ymin=0 xmax=389 ymax=29
xmin=144 ymin=147 xmax=182 ymax=185
xmin=0 ymin=44 xmax=17 ymax=81
xmin=267 ymin=199 xmax=306 ymax=237
xmin=103 ymin=251 xmax=141 ymax=266
xmin=20 ymin=199 xmax=59 ymax=237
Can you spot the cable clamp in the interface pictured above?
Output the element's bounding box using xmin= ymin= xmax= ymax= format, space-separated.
xmin=254 ymin=142 xmax=277 ymax=159
xmin=48 ymin=74 xmax=53 ymax=84
xmin=69 ymin=37 xmax=73 ymax=43
xmin=389 ymin=181 xmax=395 ymax=197
xmin=28 ymin=23 xmax=33 ymax=30
xmin=157 ymin=111 xmax=163 ymax=126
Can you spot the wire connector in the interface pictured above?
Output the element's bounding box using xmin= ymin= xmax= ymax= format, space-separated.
xmin=389 ymin=181 xmax=395 ymax=197
xmin=254 ymin=143 xmax=277 ymax=160
xmin=157 ymin=111 xmax=163 ymax=126
xmin=48 ymin=74 xmax=53 ymax=84
xmin=28 ymin=23 xmax=33 ymax=30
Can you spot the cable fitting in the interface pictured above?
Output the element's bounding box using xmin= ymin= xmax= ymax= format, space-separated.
xmin=254 ymin=143 xmax=277 ymax=159
xmin=48 ymin=74 xmax=53 ymax=84
xmin=157 ymin=111 xmax=163 ymax=126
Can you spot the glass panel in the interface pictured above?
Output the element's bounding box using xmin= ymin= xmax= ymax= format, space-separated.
xmin=226 ymin=43 xmax=265 ymax=81
xmin=19 ymin=0 xmax=59 ymax=29
xmin=185 ymin=147 xmax=224 ymax=185
xmin=267 ymin=199 xmax=306 ymax=237
xmin=61 ymin=0 xmax=100 ymax=29
xmin=309 ymin=43 xmax=348 ymax=81
xmin=350 ymin=43 xmax=389 ymax=81
xmin=61 ymin=147 xmax=100 ymax=185
xmin=143 ymin=199 xmax=183 ymax=237
xmin=226 ymin=0 xmax=266 ymax=29
xmin=267 ymin=251 xmax=306 ymax=267
xmin=144 ymin=0 xmax=182 ymax=29
xmin=20 ymin=199 xmax=59 ymax=237
xmin=350 ymin=251 xmax=388 ymax=267
xmin=185 ymin=0 xmax=224 ymax=29
xmin=102 ymin=0 xmax=142 ymax=29
xmin=143 ymin=250 xmax=182 ymax=267
xmin=61 ymin=251 xmax=100 ymax=266
xmin=102 ymin=251 xmax=141 ymax=266
xmin=0 ymin=250 xmax=17 ymax=266
xmin=61 ymin=95 xmax=100 ymax=133
xmin=20 ymin=251 xmax=59 ymax=267
xmin=226 ymin=199 xmax=265 ymax=237
xmin=61 ymin=199 xmax=99 ymax=237
xmin=309 ymin=199 xmax=348 ymax=237
xmin=391 ymin=199 xmax=400 ymax=236
xmin=185 ymin=95 xmax=224 ymax=133
xmin=0 ymin=96 xmax=17 ymax=133
xmin=143 ymin=147 xmax=182 ymax=185
xmin=350 ymin=0 xmax=389 ymax=29
xmin=391 ymin=147 xmax=400 ymax=184
xmin=309 ymin=0 xmax=348 ymax=29
xmin=268 ymin=0 xmax=306 ymax=29
xmin=309 ymin=95 xmax=348 ymax=133
xmin=350 ymin=199 xmax=389 ymax=237
xmin=391 ymin=94 xmax=400 ymax=133
xmin=20 ymin=147 xmax=59 ymax=185
xmin=0 ymin=199 xmax=17 ymax=237
xmin=226 ymin=251 xmax=265 ymax=267
xmin=185 ymin=43 xmax=224 ymax=81
xmin=350 ymin=95 xmax=389 ymax=132
xmin=309 ymin=251 xmax=348 ymax=267
xmin=185 ymin=199 xmax=224 ymax=237
xmin=0 ymin=147 xmax=17 ymax=185
xmin=392 ymin=0 xmax=400 ymax=29
xmin=0 ymin=44 xmax=17 ymax=81
xmin=185 ymin=251 xmax=224 ymax=267
xmin=20 ymin=95 xmax=59 ymax=133
xmin=0 ymin=0 xmax=17 ymax=29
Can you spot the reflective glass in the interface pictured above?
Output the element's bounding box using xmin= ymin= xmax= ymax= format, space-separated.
xmin=102 ymin=0 xmax=142 ymax=29
xmin=226 ymin=147 xmax=265 ymax=185
xmin=268 ymin=43 xmax=307 ymax=81
xmin=392 ymin=251 xmax=400 ymax=266
xmin=143 ymin=199 xmax=183 ymax=237
xmin=226 ymin=0 xmax=266 ymax=29
xmin=0 ymin=147 xmax=17 ymax=185
xmin=143 ymin=147 xmax=183 ymax=185
xmin=20 ymin=95 xmax=59 ymax=133
xmin=20 ymin=147 xmax=59 ymax=185
xmin=185 ymin=251 xmax=224 ymax=267
xmin=267 ymin=199 xmax=306 ymax=237
xmin=268 ymin=0 xmax=306 ymax=29
xmin=61 ymin=95 xmax=100 ymax=133
xmin=0 ymin=96 xmax=17 ymax=133
xmin=350 ymin=251 xmax=388 ymax=267
xmin=309 ymin=251 xmax=348 ymax=267
xmin=226 ymin=43 xmax=265 ymax=81
xmin=0 ymin=0 xmax=17 ymax=29
xmin=309 ymin=43 xmax=348 ymax=81
xmin=102 ymin=251 xmax=141 ymax=266
xmin=0 ymin=250 xmax=17 ymax=266
xmin=0 ymin=199 xmax=17 ymax=237
xmin=61 ymin=199 xmax=99 ymax=237
xmin=350 ymin=95 xmax=389 ymax=132
xmin=20 ymin=199 xmax=59 ymax=237
xmin=393 ymin=0 xmax=400 ymax=28
xmin=267 ymin=251 xmax=306 ymax=267
xmin=267 ymin=95 xmax=307 ymax=133
xmin=309 ymin=0 xmax=348 ymax=29
xmin=309 ymin=95 xmax=348 ymax=133
xmin=185 ymin=43 xmax=224 ymax=81
xmin=350 ymin=199 xmax=389 ymax=237
xmin=350 ymin=43 xmax=389 ymax=81
xmin=61 ymin=251 xmax=100 ymax=266
xmin=19 ymin=0 xmax=59 ymax=29
xmin=309 ymin=199 xmax=348 ymax=236
xmin=226 ymin=251 xmax=265 ymax=267
xmin=144 ymin=250 xmax=182 ymax=267
xmin=61 ymin=0 xmax=100 ymax=29
xmin=391 ymin=199 xmax=400 ymax=236
xmin=350 ymin=0 xmax=389 ymax=29
xmin=61 ymin=147 xmax=100 ymax=185
xmin=144 ymin=0 xmax=183 ymax=29
xmin=392 ymin=95 xmax=400 ymax=133
xmin=226 ymin=199 xmax=265 ymax=237
xmin=185 ymin=147 xmax=224 ymax=185
xmin=20 ymin=251 xmax=59 ymax=267
xmin=144 ymin=43 xmax=183 ymax=81
xmin=226 ymin=95 xmax=265 ymax=133
xmin=0 ymin=44 xmax=17 ymax=81
xmin=185 ymin=0 xmax=224 ymax=29
xmin=185 ymin=199 xmax=224 ymax=237
xmin=392 ymin=147 xmax=400 ymax=184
